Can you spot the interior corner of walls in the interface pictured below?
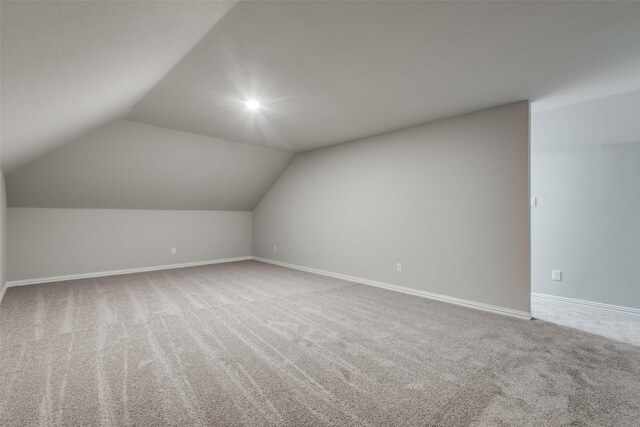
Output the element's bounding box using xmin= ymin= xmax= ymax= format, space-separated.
xmin=0 ymin=280 xmax=7 ymax=302
xmin=1 ymin=169 xmax=7 ymax=300
xmin=252 ymin=152 xmax=299 ymax=213
xmin=251 ymin=103 xmax=530 ymax=314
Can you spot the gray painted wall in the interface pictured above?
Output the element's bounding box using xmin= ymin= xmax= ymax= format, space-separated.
xmin=253 ymin=102 xmax=531 ymax=314
xmin=1 ymin=170 xmax=7 ymax=296
xmin=531 ymin=142 xmax=640 ymax=308
xmin=6 ymin=120 xmax=293 ymax=210
xmin=7 ymin=208 xmax=251 ymax=281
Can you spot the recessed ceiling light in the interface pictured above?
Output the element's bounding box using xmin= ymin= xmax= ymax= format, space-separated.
xmin=245 ymin=99 xmax=261 ymax=111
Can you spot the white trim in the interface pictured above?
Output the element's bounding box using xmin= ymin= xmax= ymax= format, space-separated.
xmin=532 ymin=292 xmax=640 ymax=316
xmin=253 ymin=257 xmax=531 ymax=320
xmin=5 ymin=257 xmax=253 ymax=287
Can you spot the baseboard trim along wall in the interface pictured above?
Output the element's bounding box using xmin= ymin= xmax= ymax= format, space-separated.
xmin=532 ymin=292 xmax=640 ymax=316
xmin=253 ymin=257 xmax=532 ymax=320
xmin=5 ymin=256 xmax=252 ymax=288
xmin=3 ymin=255 xmax=534 ymax=321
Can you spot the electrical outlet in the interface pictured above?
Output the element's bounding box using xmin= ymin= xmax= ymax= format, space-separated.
xmin=171 ymin=248 xmax=177 ymax=255
xmin=396 ymin=263 xmax=403 ymax=272
xmin=551 ymin=269 xmax=561 ymax=281
xmin=273 ymin=244 xmax=277 ymax=252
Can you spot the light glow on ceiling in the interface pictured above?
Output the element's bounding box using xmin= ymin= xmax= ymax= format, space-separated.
xmin=245 ymin=99 xmax=261 ymax=111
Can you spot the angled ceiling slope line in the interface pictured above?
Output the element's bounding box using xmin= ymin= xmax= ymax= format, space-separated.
xmin=0 ymin=0 xmax=238 ymax=173
xmin=6 ymin=120 xmax=294 ymax=211
xmin=3 ymin=1 xmax=640 ymax=173
xmin=129 ymin=1 xmax=640 ymax=153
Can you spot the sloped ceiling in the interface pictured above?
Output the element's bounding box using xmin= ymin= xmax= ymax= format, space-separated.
xmin=129 ymin=1 xmax=640 ymax=152
xmin=2 ymin=1 xmax=640 ymax=210
xmin=532 ymin=89 xmax=640 ymax=151
xmin=0 ymin=0 xmax=236 ymax=173
xmin=6 ymin=120 xmax=293 ymax=210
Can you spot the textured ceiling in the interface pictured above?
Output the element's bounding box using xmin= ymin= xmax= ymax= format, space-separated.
xmin=129 ymin=1 xmax=640 ymax=152
xmin=0 ymin=0 xmax=236 ymax=172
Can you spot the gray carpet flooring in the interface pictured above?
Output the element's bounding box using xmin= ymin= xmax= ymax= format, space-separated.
xmin=1 ymin=260 xmax=639 ymax=426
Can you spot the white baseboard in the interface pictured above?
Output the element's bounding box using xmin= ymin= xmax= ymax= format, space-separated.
xmin=253 ymin=257 xmax=532 ymax=320
xmin=3 ymin=255 xmax=535 ymax=322
xmin=5 ymin=256 xmax=253 ymax=288
xmin=532 ymin=292 xmax=640 ymax=316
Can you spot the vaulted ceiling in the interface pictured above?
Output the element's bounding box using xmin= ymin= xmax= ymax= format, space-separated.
xmin=2 ymin=1 xmax=640 ymax=209
xmin=6 ymin=120 xmax=292 ymax=210
xmin=0 ymin=0 xmax=236 ymax=173
xmin=129 ymin=1 xmax=640 ymax=153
